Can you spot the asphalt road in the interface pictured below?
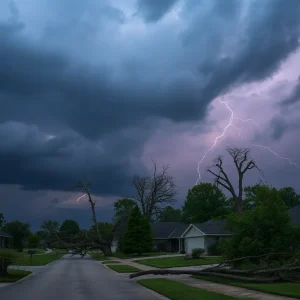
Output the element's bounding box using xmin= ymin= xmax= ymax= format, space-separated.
xmin=0 ymin=255 xmax=165 ymax=300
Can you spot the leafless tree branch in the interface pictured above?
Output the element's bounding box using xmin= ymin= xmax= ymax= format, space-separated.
xmin=133 ymin=160 xmax=177 ymax=219
xmin=207 ymin=148 xmax=261 ymax=214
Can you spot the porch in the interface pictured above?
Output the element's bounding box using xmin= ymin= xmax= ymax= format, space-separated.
xmin=153 ymin=238 xmax=185 ymax=253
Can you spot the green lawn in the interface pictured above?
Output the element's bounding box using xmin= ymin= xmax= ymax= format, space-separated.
xmin=112 ymin=252 xmax=168 ymax=259
xmin=13 ymin=252 xmax=64 ymax=266
xmin=138 ymin=278 xmax=248 ymax=300
xmin=137 ymin=256 xmax=223 ymax=268
xmin=89 ymin=253 xmax=112 ymax=261
xmin=102 ymin=260 xmax=121 ymax=264
xmin=194 ymin=275 xmax=300 ymax=299
xmin=0 ymin=270 xmax=32 ymax=283
xmin=107 ymin=264 xmax=141 ymax=273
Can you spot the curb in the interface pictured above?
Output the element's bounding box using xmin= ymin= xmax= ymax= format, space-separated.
xmin=0 ymin=271 xmax=36 ymax=289
xmin=14 ymin=271 xmax=36 ymax=284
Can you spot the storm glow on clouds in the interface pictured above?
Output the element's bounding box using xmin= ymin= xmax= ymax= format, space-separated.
xmin=1 ymin=0 xmax=300 ymax=228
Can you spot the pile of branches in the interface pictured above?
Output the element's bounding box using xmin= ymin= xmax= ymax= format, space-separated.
xmin=129 ymin=253 xmax=300 ymax=283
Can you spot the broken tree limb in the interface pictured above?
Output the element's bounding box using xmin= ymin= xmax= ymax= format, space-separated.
xmin=129 ymin=269 xmax=281 ymax=283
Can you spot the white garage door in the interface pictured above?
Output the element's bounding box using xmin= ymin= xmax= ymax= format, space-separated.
xmin=186 ymin=237 xmax=204 ymax=254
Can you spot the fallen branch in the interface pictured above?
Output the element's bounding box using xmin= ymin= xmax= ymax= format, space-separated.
xmin=129 ymin=269 xmax=281 ymax=283
xmin=215 ymin=252 xmax=292 ymax=268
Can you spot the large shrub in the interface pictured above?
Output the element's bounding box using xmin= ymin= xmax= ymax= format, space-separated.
xmin=191 ymin=248 xmax=205 ymax=259
xmin=0 ymin=249 xmax=19 ymax=276
xmin=221 ymin=185 xmax=296 ymax=265
xmin=28 ymin=234 xmax=40 ymax=248
xmin=123 ymin=206 xmax=153 ymax=255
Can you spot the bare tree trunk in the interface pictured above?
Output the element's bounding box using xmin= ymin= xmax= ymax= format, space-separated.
xmin=73 ymin=179 xmax=112 ymax=256
xmin=207 ymin=148 xmax=262 ymax=215
xmin=132 ymin=160 xmax=177 ymax=219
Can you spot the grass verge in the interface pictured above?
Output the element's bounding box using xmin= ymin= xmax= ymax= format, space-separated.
xmin=193 ymin=275 xmax=300 ymax=299
xmin=137 ymin=256 xmax=222 ymax=268
xmin=89 ymin=253 xmax=112 ymax=261
xmin=107 ymin=264 xmax=141 ymax=273
xmin=138 ymin=278 xmax=247 ymax=300
xmin=0 ymin=270 xmax=32 ymax=283
xmin=102 ymin=260 xmax=121 ymax=264
xmin=112 ymin=252 xmax=168 ymax=259
xmin=13 ymin=252 xmax=64 ymax=266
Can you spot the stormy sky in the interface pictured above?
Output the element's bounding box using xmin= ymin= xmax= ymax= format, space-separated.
xmin=1 ymin=0 xmax=300 ymax=230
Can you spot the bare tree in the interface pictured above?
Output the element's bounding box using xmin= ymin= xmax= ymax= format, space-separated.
xmin=207 ymin=147 xmax=261 ymax=215
xmin=132 ymin=160 xmax=177 ymax=219
xmin=71 ymin=178 xmax=113 ymax=255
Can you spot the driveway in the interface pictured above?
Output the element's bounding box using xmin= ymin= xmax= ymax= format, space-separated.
xmin=0 ymin=254 xmax=166 ymax=300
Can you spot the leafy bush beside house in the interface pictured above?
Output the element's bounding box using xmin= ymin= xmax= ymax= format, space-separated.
xmin=220 ymin=185 xmax=296 ymax=264
xmin=0 ymin=249 xmax=20 ymax=276
xmin=191 ymin=248 xmax=205 ymax=259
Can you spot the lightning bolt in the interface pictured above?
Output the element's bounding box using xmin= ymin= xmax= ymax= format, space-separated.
xmin=76 ymin=193 xmax=87 ymax=202
xmin=196 ymin=99 xmax=300 ymax=184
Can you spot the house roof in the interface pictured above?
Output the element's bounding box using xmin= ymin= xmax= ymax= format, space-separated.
xmin=289 ymin=204 xmax=300 ymax=224
xmin=152 ymin=219 xmax=230 ymax=239
xmin=193 ymin=219 xmax=230 ymax=235
xmin=151 ymin=222 xmax=189 ymax=239
xmin=0 ymin=231 xmax=12 ymax=238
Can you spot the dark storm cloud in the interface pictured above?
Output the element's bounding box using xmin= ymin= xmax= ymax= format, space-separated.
xmin=135 ymin=0 xmax=179 ymax=22
xmin=181 ymin=0 xmax=300 ymax=108
xmin=0 ymin=121 xmax=150 ymax=195
xmin=0 ymin=0 xmax=300 ymax=194
xmin=269 ymin=116 xmax=289 ymax=140
xmin=281 ymin=78 xmax=300 ymax=106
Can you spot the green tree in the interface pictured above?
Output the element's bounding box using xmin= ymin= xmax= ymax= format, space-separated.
xmin=28 ymin=234 xmax=40 ymax=248
xmin=90 ymin=222 xmax=114 ymax=247
xmin=113 ymin=198 xmax=136 ymax=221
xmin=40 ymin=220 xmax=60 ymax=239
xmin=60 ymin=219 xmax=80 ymax=235
xmin=0 ymin=213 xmax=5 ymax=229
xmin=222 ymin=185 xmax=296 ymax=262
xmin=158 ymin=206 xmax=182 ymax=222
xmin=2 ymin=221 xmax=31 ymax=251
xmin=244 ymin=184 xmax=300 ymax=210
xmin=123 ymin=206 xmax=153 ymax=255
xmin=182 ymin=183 xmax=230 ymax=223
xmin=113 ymin=198 xmax=136 ymax=251
xmin=278 ymin=187 xmax=300 ymax=208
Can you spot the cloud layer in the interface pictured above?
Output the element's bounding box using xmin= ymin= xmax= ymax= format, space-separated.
xmin=1 ymin=0 xmax=300 ymax=226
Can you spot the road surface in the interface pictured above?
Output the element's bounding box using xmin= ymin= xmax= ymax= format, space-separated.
xmin=0 ymin=255 xmax=166 ymax=300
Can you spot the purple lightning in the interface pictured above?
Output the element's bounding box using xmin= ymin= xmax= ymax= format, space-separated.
xmin=76 ymin=193 xmax=87 ymax=202
xmin=196 ymin=99 xmax=300 ymax=184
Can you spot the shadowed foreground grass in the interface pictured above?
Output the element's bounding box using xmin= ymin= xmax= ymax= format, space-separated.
xmin=138 ymin=278 xmax=248 ymax=300
xmin=137 ymin=256 xmax=222 ymax=268
xmin=112 ymin=252 xmax=169 ymax=259
xmin=194 ymin=275 xmax=300 ymax=299
xmin=13 ymin=252 xmax=64 ymax=266
xmin=0 ymin=270 xmax=32 ymax=283
xmin=107 ymin=264 xmax=141 ymax=273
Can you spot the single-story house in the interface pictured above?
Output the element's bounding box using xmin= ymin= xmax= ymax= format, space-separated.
xmin=152 ymin=220 xmax=231 ymax=254
xmin=182 ymin=219 xmax=231 ymax=254
xmin=152 ymin=222 xmax=189 ymax=253
xmin=0 ymin=231 xmax=12 ymax=248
